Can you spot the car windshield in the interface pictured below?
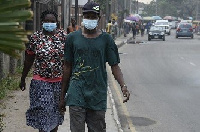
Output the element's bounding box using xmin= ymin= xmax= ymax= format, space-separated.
xmin=179 ymin=24 xmax=192 ymax=28
xmin=150 ymin=26 xmax=163 ymax=31
xmin=155 ymin=22 xmax=169 ymax=25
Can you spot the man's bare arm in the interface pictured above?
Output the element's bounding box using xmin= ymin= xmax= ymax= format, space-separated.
xmin=111 ymin=64 xmax=130 ymax=103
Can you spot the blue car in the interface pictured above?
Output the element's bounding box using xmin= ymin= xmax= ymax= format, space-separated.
xmin=176 ymin=23 xmax=194 ymax=39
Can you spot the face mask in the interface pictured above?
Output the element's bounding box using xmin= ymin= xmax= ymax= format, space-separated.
xmin=42 ymin=23 xmax=57 ymax=32
xmin=82 ymin=19 xmax=98 ymax=30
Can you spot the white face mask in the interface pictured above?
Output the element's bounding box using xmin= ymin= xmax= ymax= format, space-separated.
xmin=82 ymin=19 xmax=98 ymax=30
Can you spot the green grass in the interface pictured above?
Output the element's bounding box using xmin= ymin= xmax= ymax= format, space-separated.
xmin=0 ymin=75 xmax=20 ymax=100
xmin=0 ymin=114 xmax=5 ymax=132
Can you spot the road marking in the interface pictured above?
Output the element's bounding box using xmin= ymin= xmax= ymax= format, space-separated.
xmin=109 ymin=70 xmax=137 ymax=132
xmin=189 ymin=62 xmax=196 ymax=66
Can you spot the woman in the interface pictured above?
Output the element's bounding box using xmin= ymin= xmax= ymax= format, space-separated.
xmin=19 ymin=10 xmax=67 ymax=132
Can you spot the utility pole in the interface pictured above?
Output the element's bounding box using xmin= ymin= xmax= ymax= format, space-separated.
xmin=61 ymin=0 xmax=67 ymax=30
xmin=124 ymin=0 xmax=126 ymax=18
xmin=67 ymin=0 xmax=71 ymax=27
xmin=196 ymin=1 xmax=200 ymax=20
xmin=137 ymin=0 xmax=138 ymax=14
xmin=155 ymin=0 xmax=158 ymax=15
xmin=129 ymin=0 xmax=132 ymax=14
xmin=75 ymin=0 xmax=78 ymax=25
xmin=106 ymin=0 xmax=109 ymax=23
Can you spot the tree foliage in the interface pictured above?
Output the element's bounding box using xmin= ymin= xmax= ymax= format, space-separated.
xmin=0 ymin=0 xmax=33 ymax=58
xmin=143 ymin=0 xmax=199 ymax=19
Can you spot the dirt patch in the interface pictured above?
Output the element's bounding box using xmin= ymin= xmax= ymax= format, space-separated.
xmin=0 ymin=78 xmax=37 ymax=132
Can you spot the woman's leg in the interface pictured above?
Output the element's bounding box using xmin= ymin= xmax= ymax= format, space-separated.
xmin=50 ymin=126 xmax=58 ymax=132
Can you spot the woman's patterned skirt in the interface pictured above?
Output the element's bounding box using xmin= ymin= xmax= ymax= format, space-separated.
xmin=26 ymin=79 xmax=64 ymax=132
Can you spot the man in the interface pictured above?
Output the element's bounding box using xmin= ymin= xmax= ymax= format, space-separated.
xmin=106 ymin=20 xmax=112 ymax=34
xmin=111 ymin=19 xmax=117 ymax=39
xmin=59 ymin=1 xmax=130 ymax=132
xmin=67 ymin=17 xmax=80 ymax=34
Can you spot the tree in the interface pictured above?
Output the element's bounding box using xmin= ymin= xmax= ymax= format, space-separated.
xmin=0 ymin=0 xmax=33 ymax=58
xmin=143 ymin=0 xmax=199 ymax=18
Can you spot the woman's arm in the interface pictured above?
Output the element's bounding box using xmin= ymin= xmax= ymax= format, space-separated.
xmin=19 ymin=52 xmax=35 ymax=91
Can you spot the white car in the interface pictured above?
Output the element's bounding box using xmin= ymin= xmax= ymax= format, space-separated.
xmin=155 ymin=20 xmax=171 ymax=35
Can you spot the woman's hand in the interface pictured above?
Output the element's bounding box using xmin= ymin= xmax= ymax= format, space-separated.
xmin=59 ymin=99 xmax=66 ymax=115
xmin=19 ymin=79 xmax=26 ymax=91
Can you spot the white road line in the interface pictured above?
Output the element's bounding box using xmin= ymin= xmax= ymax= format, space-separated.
xmin=189 ymin=62 xmax=196 ymax=66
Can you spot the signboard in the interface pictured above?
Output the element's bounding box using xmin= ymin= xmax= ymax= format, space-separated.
xmin=72 ymin=0 xmax=88 ymax=6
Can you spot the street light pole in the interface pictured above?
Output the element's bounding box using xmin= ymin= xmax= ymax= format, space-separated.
xmin=155 ymin=0 xmax=158 ymax=15
xmin=106 ymin=0 xmax=109 ymax=23
xmin=75 ymin=0 xmax=78 ymax=25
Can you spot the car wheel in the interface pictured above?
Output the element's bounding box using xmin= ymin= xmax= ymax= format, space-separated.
xmin=176 ymin=35 xmax=178 ymax=38
xmin=148 ymin=37 xmax=151 ymax=41
xmin=191 ymin=35 xmax=193 ymax=39
xmin=168 ymin=32 xmax=170 ymax=35
xmin=163 ymin=36 xmax=165 ymax=41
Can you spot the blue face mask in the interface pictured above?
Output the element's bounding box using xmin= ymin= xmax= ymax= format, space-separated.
xmin=42 ymin=23 xmax=57 ymax=32
xmin=82 ymin=19 xmax=98 ymax=30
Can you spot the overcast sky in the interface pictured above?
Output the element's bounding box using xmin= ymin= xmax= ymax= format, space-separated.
xmin=138 ymin=0 xmax=153 ymax=4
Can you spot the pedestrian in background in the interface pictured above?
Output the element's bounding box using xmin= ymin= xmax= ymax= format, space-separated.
xmin=111 ymin=19 xmax=118 ymax=40
xmin=67 ymin=17 xmax=80 ymax=34
xmin=140 ymin=24 xmax=145 ymax=37
xmin=59 ymin=1 xmax=130 ymax=132
xmin=123 ymin=22 xmax=129 ymax=37
xmin=19 ymin=10 xmax=67 ymax=132
xmin=132 ymin=23 xmax=137 ymax=39
xmin=106 ymin=20 xmax=113 ymax=34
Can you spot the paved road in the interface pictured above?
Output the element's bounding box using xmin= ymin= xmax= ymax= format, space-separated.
xmin=109 ymin=30 xmax=200 ymax=132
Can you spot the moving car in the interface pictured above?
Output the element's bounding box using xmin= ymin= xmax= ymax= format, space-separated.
xmin=155 ymin=20 xmax=171 ymax=35
xmin=148 ymin=26 xmax=165 ymax=41
xmin=176 ymin=23 xmax=194 ymax=38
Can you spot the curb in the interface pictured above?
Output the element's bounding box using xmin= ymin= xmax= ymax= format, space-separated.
xmin=117 ymin=37 xmax=133 ymax=48
xmin=108 ymin=86 xmax=123 ymax=132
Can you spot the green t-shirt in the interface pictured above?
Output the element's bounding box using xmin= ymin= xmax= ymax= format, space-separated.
xmin=64 ymin=30 xmax=120 ymax=111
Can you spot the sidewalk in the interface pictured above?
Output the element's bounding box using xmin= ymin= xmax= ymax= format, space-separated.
xmin=58 ymin=34 xmax=133 ymax=132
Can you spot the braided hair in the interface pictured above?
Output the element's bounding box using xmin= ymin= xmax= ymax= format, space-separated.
xmin=40 ymin=10 xmax=58 ymax=22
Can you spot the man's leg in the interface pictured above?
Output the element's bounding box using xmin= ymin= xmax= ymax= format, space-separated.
xmin=69 ymin=106 xmax=86 ymax=132
xmin=86 ymin=109 xmax=106 ymax=132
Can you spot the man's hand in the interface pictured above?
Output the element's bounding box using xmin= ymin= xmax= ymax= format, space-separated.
xmin=121 ymin=86 xmax=130 ymax=103
xmin=19 ymin=79 xmax=26 ymax=91
xmin=59 ymin=99 xmax=66 ymax=115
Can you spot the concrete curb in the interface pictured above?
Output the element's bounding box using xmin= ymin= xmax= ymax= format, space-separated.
xmin=108 ymin=86 xmax=123 ymax=132
xmin=117 ymin=36 xmax=133 ymax=48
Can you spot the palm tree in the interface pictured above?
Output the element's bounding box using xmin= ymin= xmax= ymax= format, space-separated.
xmin=0 ymin=0 xmax=33 ymax=78
xmin=0 ymin=0 xmax=33 ymax=58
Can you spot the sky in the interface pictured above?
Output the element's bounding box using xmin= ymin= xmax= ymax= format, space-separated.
xmin=138 ymin=0 xmax=153 ymax=4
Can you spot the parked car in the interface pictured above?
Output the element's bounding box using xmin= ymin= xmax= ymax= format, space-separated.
xmin=155 ymin=20 xmax=171 ymax=35
xmin=148 ymin=26 xmax=165 ymax=41
xmin=176 ymin=23 xmax=194 ymax=39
